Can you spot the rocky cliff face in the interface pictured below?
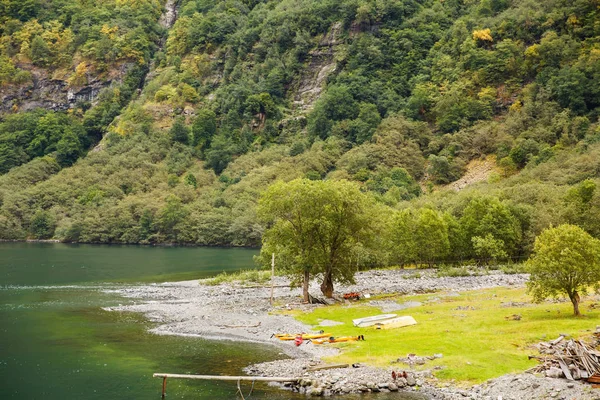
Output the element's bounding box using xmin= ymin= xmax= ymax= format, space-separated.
xmin=0 ymin=0 xmax=180 ymax=116
xmin=159 ymin=0 xmax=179 ymax=29
xmin=0 ymin=66 xmax=130 ymax=114
xmin=293 ymin=22 xmax=342 ymax=113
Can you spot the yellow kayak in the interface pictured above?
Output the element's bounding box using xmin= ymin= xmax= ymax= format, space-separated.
xmin=312 ymin=335 xmax=365 ymax=344
xmin=274 ymin=332 xmax=332 ymax=341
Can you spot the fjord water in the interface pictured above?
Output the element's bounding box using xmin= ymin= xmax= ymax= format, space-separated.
xmin=0 ymin=243 xmax=427 ymax=400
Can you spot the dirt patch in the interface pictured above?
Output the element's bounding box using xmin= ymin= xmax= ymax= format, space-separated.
xmin=447 ymin=156 xmax=497 ymax=191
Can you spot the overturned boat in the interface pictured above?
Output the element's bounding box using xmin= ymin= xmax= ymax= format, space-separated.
xmin=372 ymin=315 xmax=417 ymax=329
xmin=352 ymin=313 xmax=397 ymax=327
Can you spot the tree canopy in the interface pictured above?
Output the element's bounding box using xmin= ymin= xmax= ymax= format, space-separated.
xmin=257 ymin=178 xmax=378 ymax=300
xmin=0 ymin=0 xmax=599 ymax=256
xmin=526 ymin=224 xmax=600 ymax=316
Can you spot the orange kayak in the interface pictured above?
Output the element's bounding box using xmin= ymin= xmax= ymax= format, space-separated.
xmin=274 ymin=332 xmax=331 ymax=341
xmin=312 ymin=335 xmax=365 ymax=344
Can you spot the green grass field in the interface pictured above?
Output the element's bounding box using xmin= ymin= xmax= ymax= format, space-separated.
xmin=290 ymin=287 xmax=600 ymax=384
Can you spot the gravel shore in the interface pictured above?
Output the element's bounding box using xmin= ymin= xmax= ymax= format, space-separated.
xmin=104 ymin=269 xmax=600 ymax=399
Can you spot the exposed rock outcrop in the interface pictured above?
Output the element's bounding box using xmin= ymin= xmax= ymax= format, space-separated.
xmin=0 ymin=65 xmax=129 ymax=114
xmin=159 ymin=0 xmax=179 ymax=29
xmin=1 ymin=1 xmax=180 ymax=115
xmin=293 ymin=22 xmax=343 ymax=112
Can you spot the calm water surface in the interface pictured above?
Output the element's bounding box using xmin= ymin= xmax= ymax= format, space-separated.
xmin=0 ymin=243 xmax=428 ymax=399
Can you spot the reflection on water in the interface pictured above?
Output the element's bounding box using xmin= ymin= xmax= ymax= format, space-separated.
xmin=0 ymin=243 xmax=428 ymax=399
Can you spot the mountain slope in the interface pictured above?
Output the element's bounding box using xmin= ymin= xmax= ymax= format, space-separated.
xmin=0 ymin=0 xmax=599 ymax=259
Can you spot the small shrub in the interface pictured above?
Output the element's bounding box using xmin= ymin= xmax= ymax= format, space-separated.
xmin=437 ymin=265 xmax=473 ymax=278
xmin=402 ymin=272 xmax=422 ymax=280
xmin=500 ymin=263 xmax=527 ymax=274
xmin=289 ymin=141 xmax=305 ymax=156
xmin=305 ymin=170 xmax=322 ymax=180
xmin=202 ymin=269 xmax=271 ymax=286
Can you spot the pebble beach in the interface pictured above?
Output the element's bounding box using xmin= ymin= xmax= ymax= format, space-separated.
xmin=105 ymin=269 xmax=600 ymax=399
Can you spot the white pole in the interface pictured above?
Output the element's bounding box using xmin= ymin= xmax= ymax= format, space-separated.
xmin=270 ymin=253 xmax=275 ymax=305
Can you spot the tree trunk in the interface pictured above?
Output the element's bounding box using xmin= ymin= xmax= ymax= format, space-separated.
xmin=570 ymin=291 xmax=581 ymax=316
xmin=302 ymin=269 xmax=310 ymax=303
xmin=320 ymin=270 xmax=334 ymax=298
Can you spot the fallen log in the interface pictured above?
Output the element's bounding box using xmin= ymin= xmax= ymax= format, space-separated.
xmin=307 ymin=364 xmax=350 ymax=372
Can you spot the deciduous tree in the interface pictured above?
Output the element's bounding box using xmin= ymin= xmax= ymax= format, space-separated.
xmin=257 ymin=179 xmax=377 ymax=300
xmin=526 ymin=224 xmax=600 ymax=316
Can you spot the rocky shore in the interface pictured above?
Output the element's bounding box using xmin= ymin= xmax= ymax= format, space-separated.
xmin=105 ymin=269 xmax=600 ymax=399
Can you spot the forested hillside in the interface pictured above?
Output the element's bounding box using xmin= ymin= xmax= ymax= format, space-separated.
xmin=0 ymin=0 xmax=599 ymax=264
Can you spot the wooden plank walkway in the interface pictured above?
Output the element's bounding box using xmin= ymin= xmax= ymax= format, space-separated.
xmin=153 ymin=373 xmax=299 ymax=398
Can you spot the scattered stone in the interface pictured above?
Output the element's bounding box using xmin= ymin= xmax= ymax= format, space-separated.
xmin=500 ymin=301 xmax=528 ymax=308
xmin=309 ymin=386 xmax=323 ymax=396
xmin=546 ymin=367 xmax=564 ymax=379
xmin=104 ymin=270 xmax=596 ymax=398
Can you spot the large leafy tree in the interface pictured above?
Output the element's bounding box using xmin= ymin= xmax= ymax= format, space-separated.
xmin=459 ymin=197 xmax=522 ymax=259
xmin=526 ymin=224 xmax=600 ymax=316
xmin=388 ymin=208 xmax=450 ymax=266
xmin=257 ymin=178 xmax=377 ymax=300
xmin=192 ymin=109 xmax=217 ymax=150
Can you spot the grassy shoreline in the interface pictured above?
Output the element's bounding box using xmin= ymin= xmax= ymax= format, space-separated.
xmin=286 ymin=287 xmax=599 ymax=385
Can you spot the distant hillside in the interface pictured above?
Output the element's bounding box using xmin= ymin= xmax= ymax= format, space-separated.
xmin=1 ymin=0 xmax=599 ymax=260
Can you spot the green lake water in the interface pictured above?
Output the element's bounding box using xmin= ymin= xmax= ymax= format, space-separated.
xmin=0 ymin=243 xmax=428 ymax=399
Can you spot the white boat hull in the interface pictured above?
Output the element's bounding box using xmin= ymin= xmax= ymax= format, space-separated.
xmin=373 ymin=315 xmax=417 ymax=329
xmin=353 ymin=313 xmax=397 ymax=327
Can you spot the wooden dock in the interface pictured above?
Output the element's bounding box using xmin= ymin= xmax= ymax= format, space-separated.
xmin=153 ymin=373 xmax=299 ymax=398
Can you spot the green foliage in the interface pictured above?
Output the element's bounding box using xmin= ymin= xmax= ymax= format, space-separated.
xmin=166 ymin=143 xmax=193 ymax=175
xmin=472 ymin=234 xmax=508 ymax=265
xmin=0 ymin=0 xmax=162 ymax=77
xmin=308 ymin=85 xmax=358 ymax=140
xmin=170 ymin=117 xmax=190 ymax=145
xmin=526 ymin=224 xmax=600 ymax=316
xmin=304 ymin=170 xmax=322 ymax=181
xmin=158 ymin=195 xmax=187 ymax=241
xmin=30 ymin=35 xmax=50 ymax=66
xmin=29 ymin=209 xmax=55 ymax=239
xmin=192 ymin=109 xmax=217 ymax=150
xmin=2 ymin=0 xmax=600 ymax=254
xmin=428 ymin=155 xmax=465 ymax=184
xmin=202 ymin=269 xmax=270 ymax=286
xmin=289 ymin=141 xmax=306 ymax=157
xmin=55 ymin=130 xmax=83 ymax=167
xmin=257 ymin=179 xmax=379 ymax=299
xmin=459 ymin=197 xmax=522 ymax=259
xmin=388 ymin=208 xmax=450 ymax=266
xmin=204 ymin=133 xmax=236 ymax=174
xmin=500 ymin=263 xmax=527 ymax=275
xmin=0 ymin=110 xmax=86 ymax=173
xmin=436 ymin=266 xmax=474 ymax=278
xmin=184 ymin=173 xmax=197 ymax=189
xmin=365 ymin=167 xmax=421 ymax=200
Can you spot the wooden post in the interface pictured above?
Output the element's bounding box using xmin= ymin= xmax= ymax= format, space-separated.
xmin=270 ymin=253 xmax=275 ymax=306
xmin=161 ymin=376 xmax=167 ymax=399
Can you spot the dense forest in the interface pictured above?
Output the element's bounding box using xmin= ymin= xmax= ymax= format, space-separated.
xmin=0 ymin=0 xmax=599 ymax=266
